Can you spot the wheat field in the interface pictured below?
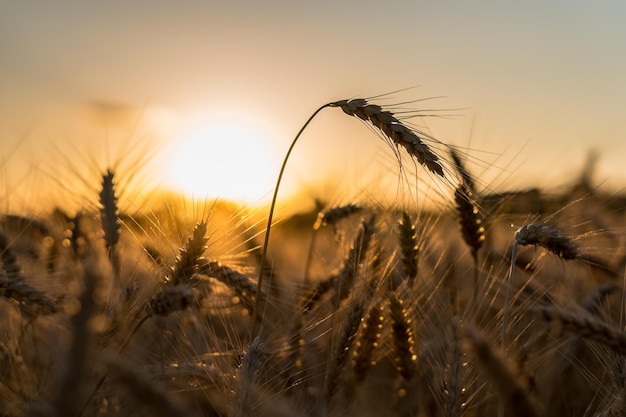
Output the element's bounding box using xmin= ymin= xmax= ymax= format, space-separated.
xmin=1 ymin=98 xmax=625 ymax=417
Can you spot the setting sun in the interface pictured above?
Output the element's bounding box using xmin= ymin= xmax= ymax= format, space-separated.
xmin=167 ymin=113 xmax=280 ymax=203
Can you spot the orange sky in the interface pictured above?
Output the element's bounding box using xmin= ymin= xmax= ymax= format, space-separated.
xmin=1 ymin=1 xmax=626 ymax=212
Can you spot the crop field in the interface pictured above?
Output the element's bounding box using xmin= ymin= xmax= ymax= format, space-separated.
xmin=1 ymin=98 xmax=625 ymax=417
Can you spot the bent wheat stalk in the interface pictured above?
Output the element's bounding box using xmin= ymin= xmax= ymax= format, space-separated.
xmin=255 ymin=98 xmax=446 ymax=334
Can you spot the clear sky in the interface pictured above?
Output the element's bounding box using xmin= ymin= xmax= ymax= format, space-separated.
xmin=2 ymin=1 xmax=626 ymax=211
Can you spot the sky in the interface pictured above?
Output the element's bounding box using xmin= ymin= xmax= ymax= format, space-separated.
xmin=1 ymin=1 xmax=626 ymax=211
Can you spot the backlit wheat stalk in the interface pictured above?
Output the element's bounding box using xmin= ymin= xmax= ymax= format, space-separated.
xmin=256 ymin=98 xmax=448 ymax=333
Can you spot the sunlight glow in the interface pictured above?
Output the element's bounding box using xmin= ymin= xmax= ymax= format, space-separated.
xmin=167 ymin=113 xmax=280 ymax=203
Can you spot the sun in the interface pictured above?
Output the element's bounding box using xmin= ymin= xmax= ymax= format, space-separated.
xmin=167 ymin=113 xmax=280 ymax=203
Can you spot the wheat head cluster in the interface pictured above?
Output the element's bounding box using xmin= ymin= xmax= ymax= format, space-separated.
xmin=1 ymin=97 xmax=626 ymax=417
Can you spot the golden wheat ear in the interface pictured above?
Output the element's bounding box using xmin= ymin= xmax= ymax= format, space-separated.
xmin=454 ymin=185 xmax=485 ymax=262
xmin=352 ymin=302 xmax=384 ymax=384
xmin=397 ymin=211 xmax=419 ymax=285
xmin=450 ymin=147 xmax=485 ymax=267
xmin=388 ymin=291 xmax=418 ymax=382
xmin=332 ymin=99 xmax=444 ymax=176
xmin=167 ymin=221 xmax=208 ymax=286
xmin=99 ymin=169 xmax=121 ymax=280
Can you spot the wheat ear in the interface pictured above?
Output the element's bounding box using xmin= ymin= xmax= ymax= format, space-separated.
xmin=443 ymin=318 xmax=467 ymax=417
xmin=450 ymin=147 xmax=476 ymax=192
xmin=514 ymin=222 xmax=579 ymax=260
xmin=198 ymin=260 xmax=265 ymax=317
xmin=397 ymin=211 xmax=419 ymax=285
xmin=324 ymin=300 xmax=366 ymax=404
xmin=302 ymin=216 xmax=375 ymax=312
xmin=333 ymin=99 xmax=444 ymax=176
xmin=234 ymin=336 xmax=265 ymax=417
xmin=502 ymin=223 xmax=578 ymax=355
xmin=149 ymin=284 xmax=195 ymax=317
xmin=330 ymin=216 xmax=376 ymax=307
xmin=450 ymin=148 xmax=485 ymax=307
xmin=388 ymin=291 xmax=418 ymax=381
xmin=464 ymin=325 xmax=537 ymax=417
xmin=352 ymin=302 xmax=384 ymax=383
xmin=0 ymin=231 xmax=61 ymax=316
xmin=454 ymin=185 xmax=485 ymax=263
xmin=168 ymin=222 xmax=208 ymax=286
xmin=99 ymin=169 xmax=121 ymax=281
xmin=313 ymin=203 xmax=363 ymax=230
xmin=81 ymin=227 xmax=202 ymax=416
xmin=305 ymin=203 xmax=363 ymax=283
xmin=255 ymin=98 xmax=446 ymax=334
xmin=535 ymin=305 xmax=626 ymax=357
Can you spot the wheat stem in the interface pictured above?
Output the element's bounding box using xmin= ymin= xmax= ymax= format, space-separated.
xmin=255 ymin=103 xmax=333 ymax=335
